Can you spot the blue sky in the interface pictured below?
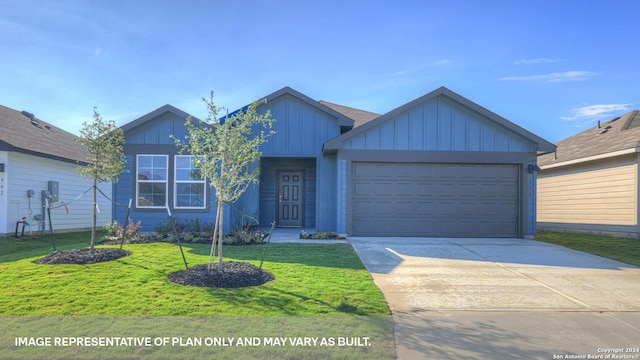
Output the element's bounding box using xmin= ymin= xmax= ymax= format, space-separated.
xmin=1 ymin=0 xmax=638 ymax=142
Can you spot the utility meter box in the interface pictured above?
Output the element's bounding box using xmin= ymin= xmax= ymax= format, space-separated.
xmin=48 ymin=181 xmax=59 ymax=202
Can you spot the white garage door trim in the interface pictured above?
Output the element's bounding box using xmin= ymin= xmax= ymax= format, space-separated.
xmin=350 ymin=162 xmax=520 ymax=237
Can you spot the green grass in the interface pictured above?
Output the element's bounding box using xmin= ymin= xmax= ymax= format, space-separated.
xmin=536 ymin=231 xmax=640 ymax=267
xmin=0 ymin=232 xmax=390 ymax=316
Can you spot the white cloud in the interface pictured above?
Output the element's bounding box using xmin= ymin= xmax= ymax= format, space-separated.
xmin=500 ymin=71 xmax=596 ymax=82
xmin=560 ymin=103 xmax=633 ymax=123
xmin=515 ymin=58 xmax=562 ymax=65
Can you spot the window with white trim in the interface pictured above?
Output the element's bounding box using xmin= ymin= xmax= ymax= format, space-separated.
xmin=136 ymin=155 xmax=168 ymax=208
xmin=174 ymin=155 xmax=206 ymax=209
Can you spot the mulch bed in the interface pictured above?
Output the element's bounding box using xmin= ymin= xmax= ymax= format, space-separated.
xmin=168 ymin=261 xmax=275 ymax=288
xmin=34 ymin=248 xmax=131 ymax=265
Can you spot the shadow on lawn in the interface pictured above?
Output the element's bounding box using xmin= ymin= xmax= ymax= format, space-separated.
xmin=0 ymin=235 xmax=92 ymax=263
xmin=1 ymin=236 xmax=367 ymax=273
xmin=180 ymin=242 xmax=366 ymax=270
xmin=203 ymin=285 xmax=365 ymax=315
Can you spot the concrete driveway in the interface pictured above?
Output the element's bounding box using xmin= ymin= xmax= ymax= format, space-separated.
xmin=349 ymin=237 xmax=640 ymax=360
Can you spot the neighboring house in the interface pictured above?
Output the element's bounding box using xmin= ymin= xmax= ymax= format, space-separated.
xmin=0 ymin=105 xmax=112 ymax=236
xmin=115 ymin=86 xmax=555 ymax=238
xmin=537 ymin=110 xmax=640 ymax=238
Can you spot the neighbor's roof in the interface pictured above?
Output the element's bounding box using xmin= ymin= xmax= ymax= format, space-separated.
xmin=318 ymin=100 xmax=380 ymax=127
xmin=538 ymin=110 xmax=640 ymax=168
xmin=0 ymin=104 xmax=88 ymax=164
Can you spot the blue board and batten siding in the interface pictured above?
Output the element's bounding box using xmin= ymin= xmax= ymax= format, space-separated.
xmin=245 ymin=93 xmax=343 ymax=231
xmin=332 ymin=94 xmax=541 ymax=237
xmin=259 ymin=94 xmax=341 ymax=156
xmin=114 ymin=110 xmax=221 ymax=233
xmin=114 ymin=88 xmax=553 ymax=238
xmin=341 ymin=96 xmax=536 ymax=152
xmin=115 ymin=93 xmax=345 ymax=233
xmin=125 ymin=112 xmax=190 ymax=145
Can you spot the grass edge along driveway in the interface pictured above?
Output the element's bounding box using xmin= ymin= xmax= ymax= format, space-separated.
xmin=535 ymin=231 xmax=640 ymax=267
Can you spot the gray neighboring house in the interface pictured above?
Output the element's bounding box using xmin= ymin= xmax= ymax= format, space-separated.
xmin=115 ymin=86 xmax=555 ymax=238
xmin=0 ymin=105 xmax=112 ymax=236
xmin=537 ymin=110 xmax=640 ymax=238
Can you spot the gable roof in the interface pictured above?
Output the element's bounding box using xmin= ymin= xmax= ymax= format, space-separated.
xmin=538 ymin=110 xmax=640 ymax=168
xmin=222 ymin=87 xmax=356 ymax=129
xmin=121 ymin=104 xmax=200 ymax=133
xmin=263 ymin=87 xmax=356 ymax=128
xmin=0 ymin=104 xmax=88 ymax=164
xmin=323 ymin=86 xmax=556 ymax=153
xmin=318 ymin=100 xmax=379 ymax=127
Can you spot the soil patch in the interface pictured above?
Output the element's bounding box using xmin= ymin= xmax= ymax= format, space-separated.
xmin=168 ymin=261 xmax=275 ymax=288
xmin=34 ymin=248 xmax=131 ymax=265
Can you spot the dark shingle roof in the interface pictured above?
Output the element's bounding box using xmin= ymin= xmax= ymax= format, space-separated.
xmin=0 ymin=105 xmax=88 ymax=163
xmin=318 ymin=100 xmax=380 ymax=127
xmin=538 ymin=110 xmax=640 ymax=167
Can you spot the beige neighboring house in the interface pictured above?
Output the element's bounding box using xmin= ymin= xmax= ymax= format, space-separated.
xmin=537 ymin=110 xmax=640 ymax=238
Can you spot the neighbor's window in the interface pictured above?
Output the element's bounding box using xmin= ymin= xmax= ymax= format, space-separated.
xmin=136 ymin=155 xmax=168 ymax=208
xmin=174 ymin=155 xmax=206 ymax=209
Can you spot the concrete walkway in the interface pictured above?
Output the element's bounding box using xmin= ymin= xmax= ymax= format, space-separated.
xmin=264 ymin=228 xmax=349 ymax=244
xmin=348 ymin=237 xmax=640 ymax=360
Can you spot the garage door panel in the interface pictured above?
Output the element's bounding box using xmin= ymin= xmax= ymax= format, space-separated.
xmin=351 ymin=163 xmax=519 ymax=237
xmin=353 ymin=182 xmax=373 ymax=196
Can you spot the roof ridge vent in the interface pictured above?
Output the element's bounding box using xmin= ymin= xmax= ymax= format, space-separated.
xmin=21 ymin=110 xmax=35 ymax=120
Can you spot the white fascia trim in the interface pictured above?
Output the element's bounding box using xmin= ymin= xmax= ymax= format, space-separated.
xmin=540 ymin=147 xmax=640 ymax=170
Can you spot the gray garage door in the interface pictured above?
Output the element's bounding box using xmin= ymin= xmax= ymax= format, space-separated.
xmin=351 ymin=163 xmax=519 ymax=237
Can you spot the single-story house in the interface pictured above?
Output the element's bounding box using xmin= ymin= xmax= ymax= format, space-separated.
xmin=114 ymin=86 xmax=555 ymax=238
xmin=537 ymin=110 xmax=640 ymax=238
xmin=0 ymin=105 xmax=112 ymax=236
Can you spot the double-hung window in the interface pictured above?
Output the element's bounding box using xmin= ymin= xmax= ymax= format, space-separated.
xmin=174 ymin=155 xmax=206 ymax=209
xmin=136 ymin=155 xmax=168 ymax=208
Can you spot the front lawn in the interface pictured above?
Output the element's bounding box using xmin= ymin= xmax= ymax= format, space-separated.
xmin=0 ymin=232 xmax=394 ymax=359
xmin=535 ymin=231 xmax=640 ymax=267
xmin=0 ymin=232 xmax=390 ymax=316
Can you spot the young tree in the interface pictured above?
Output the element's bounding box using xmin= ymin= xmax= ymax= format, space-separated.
xmin=77 ymin=107 xmax=126 ymax=255
xmin=175 ymin=91 xmax=274 ymax=274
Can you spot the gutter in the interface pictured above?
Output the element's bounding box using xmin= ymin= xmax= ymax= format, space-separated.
xmin=539 ymin=147 xmax=640 ymax=170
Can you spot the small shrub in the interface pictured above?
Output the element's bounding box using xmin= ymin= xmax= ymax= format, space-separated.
xmin=154 ymin=217 xmax=214 ymax=243
xmin=299 ymin=231 xmax=345 ymax=240
xmin=223 ymin=229 xmax=265 ymax=245
xmin=154 ymin=219 xmax=173 ymax=239
xmin=103 ymin=219 xmax=142 ymax=243
xmin=185 ymin=218 xmax=202 ymax=233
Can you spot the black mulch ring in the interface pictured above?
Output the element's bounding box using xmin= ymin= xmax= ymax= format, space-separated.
xmin=34 ymin=248 xmax=132 ymax=265
xmin=168 ymin=261 xmax=275 ymax=288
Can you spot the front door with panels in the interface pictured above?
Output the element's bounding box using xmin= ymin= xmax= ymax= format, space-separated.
xmin=277 ymin=170 xmax=304 ymax=227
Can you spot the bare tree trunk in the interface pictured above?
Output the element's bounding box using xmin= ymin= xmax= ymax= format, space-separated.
xmin=208 ymin=204 xmax=221 ymax=273
xmin=90 ymin=180 xmax=97 ymax=256
xmin=217 ymin=204 xmax=225 ymax=274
